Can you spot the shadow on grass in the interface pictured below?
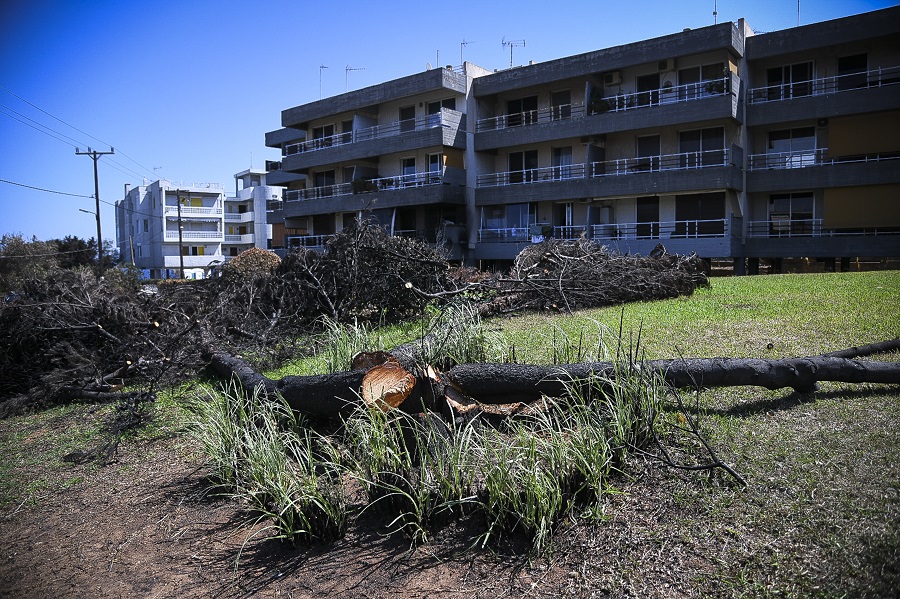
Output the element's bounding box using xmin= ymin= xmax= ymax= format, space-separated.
xmin=679 ymin=385 xmax=900 ymax=419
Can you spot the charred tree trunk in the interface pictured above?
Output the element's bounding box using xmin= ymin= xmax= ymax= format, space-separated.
xmin=205 ymin=342 xmax=900 ymax=419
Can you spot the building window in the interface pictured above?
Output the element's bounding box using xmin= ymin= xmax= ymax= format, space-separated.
xmin=552 ymin=146 xmax=573 ymax=179
xmin=837 ymin=54 xmax=868 ymax=91
xmin=508 ymin=149 xmax=538 ymax=184
xmin=674 ymin=192 xmax=726 ymax=237
xmin=636 ymin=135 xmax=660 ymax=171
xmin=507 ymin=95 xmax=538 ymax=127
xmin=399 ymin=106 xmax=416 ymax=132
xmin=679 ymin=127 xmax=724 ymax=167
xmin=769 ymin=192 xmax=815 ymax=235
xmin=427 ymin=98 xmax=455 ymax=114
xmin=768 ymin=127 xmax=816 ymax=167
xmin=636 ymin=196 xmax=660 ymax=239
xmin=143 ymin=219 xmax=149 ymax=233
xmin=678 ymin=63 xmax=725 ymax=99
xmin=551 ymin=90 xmax=571 ymax=120
xmin=314 ymin=170 xmax=335 ymax=197
xmin=312 ymin=124 xmax=334 ymax=148
xmin=767 ymin=62 xmax=813 ymax=100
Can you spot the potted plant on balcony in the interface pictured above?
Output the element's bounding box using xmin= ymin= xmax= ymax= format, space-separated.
xmin=705 ymin=69 xmax=728 ymax=95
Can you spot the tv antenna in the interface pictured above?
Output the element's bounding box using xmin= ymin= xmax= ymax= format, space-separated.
xmin=713 ymin=0 xmax=717 ymax=24
xmin=345 ymin=65 xmax=364 ymax=91
xmin=461 ymin=38 xmax=474 ymax=66
xmin=319 ymin=65 xmax=328 ymax=99
xmin=501 ymin=37 xmax=525 ymax=68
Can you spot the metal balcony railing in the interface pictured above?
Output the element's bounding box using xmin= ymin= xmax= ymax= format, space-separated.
xmin=478 ymin=218 xmax=730 ymax=243
xmin=476 ymin=148 xmax=730 ymax=188
xmin=588 ymin=77 xmax=731 ymax=114
xmin=283 ymin=110 xmax=454 ymax=156
xmin=164 ymin=230 xmax=222 ymax=241
xmin=164 ymin=205 xmax=222 ymax=217
xmin=748 ymin=65 xmax=900 ymax=104
xmin=285 ymin=234 xmax=332 ymax=249
xmin=592 ymin=218 xmax=729 ymax=240
xmin=476 ymin=103 xmax=583 ymax=132
xmin=475 ymin=76 xmax=732 ymax=132
xmin=748 ymin=148 xmax=900 ymax=170
xmin=284 ymin=171 xmax=444 ymax=201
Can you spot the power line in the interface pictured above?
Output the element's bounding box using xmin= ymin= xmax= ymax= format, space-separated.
xmin=0 ymin=177 xmax=94 ymax=198
xmin=1 ymin=87 xmax=161 ymax=180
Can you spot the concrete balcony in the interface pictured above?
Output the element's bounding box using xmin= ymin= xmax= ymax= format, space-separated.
xmin=476 ymin=147 xmax=743 ymax=206
xmin=282 ymin=168 xmax=465 ymax=218
xmin=224 ymin=234 xmax=255 ymax=244
xmin=746 ymin=65 xmax=900 ymax=125
xmin=164 ymin=230 xmax=223 ymax=241
xmin=163 ymin=205 xmax=223 ymax=218
xmin=747 ymin=150 xmax=900 ymax=192
xmin=744 ymin=219 xmax=900 ymax=258
xmin=224 ymin=212 xmax=255 ymax=223
xmin=474 ymin=216 xmax=742 ymax=261
xmin=163 ymin=255 xmax=224 ymax=268
xmin=280 ymin=109 xmax=465 ymax=173
xmin=475 ymin=75 xmax=740 ymax=151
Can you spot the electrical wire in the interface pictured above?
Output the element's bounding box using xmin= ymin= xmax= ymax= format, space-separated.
xmin=0 ymin=85 xmax=161 ymax=180
xmin=0 ymin=177 xmax=94 ymax=198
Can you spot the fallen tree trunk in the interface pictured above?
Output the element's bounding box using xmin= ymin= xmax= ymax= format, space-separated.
xmin=205 ymin=342 xmax=900 ymax=419
xmin=444 ymin=356 xmax=900 ymax=404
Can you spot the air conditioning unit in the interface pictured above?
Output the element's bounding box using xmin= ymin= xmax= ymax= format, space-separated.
xmin=602 ymin=71 xmax=621 ymax=86
xmin=658 ymin=58 xmax=675 ymax=72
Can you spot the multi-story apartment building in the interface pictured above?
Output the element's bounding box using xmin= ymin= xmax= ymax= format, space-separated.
xmin=265 ymin=6 xmax=899 ymax=272
xmin=115 ymin=169 xmax=280 ymax=279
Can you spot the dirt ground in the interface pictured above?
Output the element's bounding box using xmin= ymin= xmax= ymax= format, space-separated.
xmin=1 ymin=385 xmax=898 ymax=598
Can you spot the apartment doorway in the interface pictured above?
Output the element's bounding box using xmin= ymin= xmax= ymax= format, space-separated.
xmin=636 ymin=196 xmax=660 ymax=238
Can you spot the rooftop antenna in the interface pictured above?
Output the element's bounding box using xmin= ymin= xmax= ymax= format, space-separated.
xmin=713 ymin=0 xmax=717 ymax=24
xmin=797 ymin=0 xmax=801 ymax=26
xmin=501 ymin=37 xmax=525 ymax=68
xmin=345 ymin=65 xmax=365 ymax=91
xmin=319 ymin=65 xmax=328 ymax=99
xmin=461 ymin=38 xmax=474 ymax=66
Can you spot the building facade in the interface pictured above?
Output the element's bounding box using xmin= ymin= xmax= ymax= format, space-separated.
xmin=265 ymin=7 xmax=900 ymax=271
xmin=115 ymin=169 xmax=280 ymax=279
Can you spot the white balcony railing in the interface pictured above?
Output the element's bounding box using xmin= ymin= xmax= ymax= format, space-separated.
xmin=284 ymin=171 xmax=444 ymax=202
xmin=748 ymin=148 xmax=900 ymax=170
xmin=164 ymin=230 xmax=222 ymax=241
xmin=164 ymin=205 xmax=223 ymax=217
xmin=592 ymin=218 xmax=729 ymax=241
xmin=285 ymin=234 xmax=332 ymax=249
xmin=476 ymin=148 xmax=730 ymax=188
xmin=478 ymin=218 xmax=730 ymax=243
xmin=224 ymin=212 xmax=255 ymax=222
xmin=283 ymin=110 xmax=453 ymax=157
xmin=474 ymin=76 xmax=731 ymax=132
xmin=748 ymin=65 xmax=900 ymax=104
xmin=224 ymin=234 xmax=255 ymax=244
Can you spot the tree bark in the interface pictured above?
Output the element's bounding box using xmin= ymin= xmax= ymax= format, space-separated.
xmin=445 ymin=356 xmax=900 ymax=404
xmin=205 ymin=343 xmax=900 ymax=419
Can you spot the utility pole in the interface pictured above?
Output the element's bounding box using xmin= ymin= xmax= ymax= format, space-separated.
xmin=176 ymin=189 xmax=185 ymax=279
xmin=75 ymin=146 xmax=114 ymax=278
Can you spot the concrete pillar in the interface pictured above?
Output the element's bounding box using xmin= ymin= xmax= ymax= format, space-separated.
xmin=840 ymin=257 xmax=851 ymax=272
xmin=733 ymin=257 xmax=746 ymax=276
xmin=748 ymin=257 xmax=760 ymax=275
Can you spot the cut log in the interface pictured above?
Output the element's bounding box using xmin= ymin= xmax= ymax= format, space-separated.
xmin=445 ymin=356 xmax=900 ymax=404
xmin=205 ymin=343 xmax=900 ymax=419
xmin=361 ymin=361 xmax=416 ymax=411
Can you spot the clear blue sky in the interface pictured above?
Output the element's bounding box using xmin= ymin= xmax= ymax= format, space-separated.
xmin=1 ymin=0 xmax=894 ymax=245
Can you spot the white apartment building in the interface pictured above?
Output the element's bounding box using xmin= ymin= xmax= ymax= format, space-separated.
xmin=115 ymin=169 xmax=281 ymax=279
